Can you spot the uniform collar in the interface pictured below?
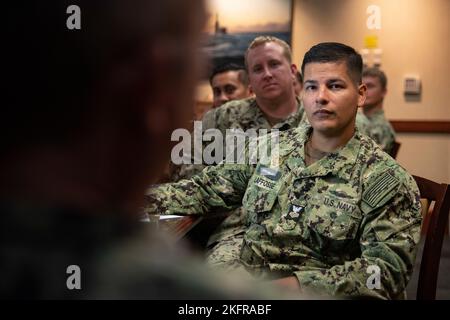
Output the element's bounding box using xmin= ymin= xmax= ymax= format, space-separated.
xmin=249 ymin=98 xmax=271 ymax=130
xmin=280 ymin=125 xmax=362 ymax=181
xmin=367 ymin=108 xmax=385 ymax=120
xmin=253 ymin=97 xmax=304 ymax=131
xmin=215 ymin=98 xmax=270 ymax=130
xmin=272 ymin=98 xmax=304 ymax=130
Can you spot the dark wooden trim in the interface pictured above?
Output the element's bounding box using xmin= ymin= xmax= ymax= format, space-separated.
xmin=390 ymin=121 xmax=450 ymax=134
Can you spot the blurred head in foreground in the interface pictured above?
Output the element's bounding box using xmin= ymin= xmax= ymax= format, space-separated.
xmin=2 ymin=0 xmax=207 ymax=215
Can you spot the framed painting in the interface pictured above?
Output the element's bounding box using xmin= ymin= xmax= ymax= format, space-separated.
xmin=203 ymin=0 xmax=293 ymax=70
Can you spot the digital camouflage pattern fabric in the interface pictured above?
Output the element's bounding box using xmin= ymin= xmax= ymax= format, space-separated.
xmin=171 ymin=97 xmax=306 ymax=181
xmin=355 ymin=112 xmax=371 ymax=137
xmin=356 ymin=110 xmax=396 ymax=155
xmin=146 ymin=124 xmax=421 ymax=299
xmin=170 ymin=97 xmax=306 ymax=252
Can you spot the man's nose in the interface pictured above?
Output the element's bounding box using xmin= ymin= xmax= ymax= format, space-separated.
xmin=262 ymin=66 xmax=273 ymax=79
xmin=218 ymin=92 xmax=229 ymax=103
xmin=315 ymin=85 xmax=329 ymax=104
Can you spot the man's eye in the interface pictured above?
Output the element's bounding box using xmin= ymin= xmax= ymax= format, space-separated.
xmin=225 ymin=86 xmax=236 ymax=94
xmin=270 ymin=61 xmax=280 ymax=67
xmin=252 ymin=66 xmax=262 ymax=73
xmin=305 ymin=85 xmax=316 ymax=91
xmin=330 ymin=84 xmax=343 ymax=89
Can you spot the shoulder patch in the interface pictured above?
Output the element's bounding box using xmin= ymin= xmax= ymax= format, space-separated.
xmin=362 ymin=172 xmax=400 ymax=209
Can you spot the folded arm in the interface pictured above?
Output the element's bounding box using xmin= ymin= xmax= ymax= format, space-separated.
xmin=144 ymin=163 xmax=255 ymax=216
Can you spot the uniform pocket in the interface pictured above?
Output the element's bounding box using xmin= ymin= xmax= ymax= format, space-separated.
xmin=242 ymin=165 xmax=282 ymax=225
xmin=305 ymin=195 xmax=361 ymax=241
xmin=243 ymin=188 xmax=278 ymax=225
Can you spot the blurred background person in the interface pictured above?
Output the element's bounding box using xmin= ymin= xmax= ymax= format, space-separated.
xmin=360 ymin=67 xmax=396 ymax=154
xmin=0 ymin=0 xmax=279 ymax=299
xmin=210 ymin=62 xmax=252 ymax=108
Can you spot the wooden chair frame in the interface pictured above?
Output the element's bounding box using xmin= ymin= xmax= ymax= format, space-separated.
xmin=413 ymin=175 xmax=450 ymax=300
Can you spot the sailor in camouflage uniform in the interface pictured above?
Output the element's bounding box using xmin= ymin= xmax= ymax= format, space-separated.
xmin=360 ymin=109 xmax=396 ymax=155
xmin=171 ymin=97 xmax=305 ymax=181
xmin=169 ymin=36 xmax=306 ymax=269
xmin=359 ymin=67 xmax=396 ymax=154
xmin=145 ymin=43 xmax=422 ymax=299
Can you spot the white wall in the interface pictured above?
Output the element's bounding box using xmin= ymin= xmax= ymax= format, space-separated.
xmin=396 ymin=133 xmax=450 ymax=183
xmin=292 ymin=0 xmax=450 ymax=183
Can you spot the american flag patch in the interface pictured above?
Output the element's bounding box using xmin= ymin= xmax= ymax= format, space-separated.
xmin=363 ymin=172 xmax=400 ymax=208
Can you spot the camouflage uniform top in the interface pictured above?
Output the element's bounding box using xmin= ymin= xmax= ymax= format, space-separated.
xmin=171 ymin=97 xmax=306 ymax=246
xmin=147 ymin=125 xmax=422 ymax=299
xmin=356 ymin=110 xmax=396 ymax=155
xmin=171 ymin=97 xmax=306 ymax=181
xmin=355 ymin=112 xmax=371 ymax=136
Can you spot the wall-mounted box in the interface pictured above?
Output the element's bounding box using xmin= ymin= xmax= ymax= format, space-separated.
xmin=404 ymin=75 xmax=421 ymax=95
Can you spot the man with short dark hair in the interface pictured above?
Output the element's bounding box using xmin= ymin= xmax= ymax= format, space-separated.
xmin=147 ymin=42 xmax=422 ymax=299
xmin=210 ymin=63 xmax=252 ymax=108
xmin=359 ymin=67 xmax=396 ymax=154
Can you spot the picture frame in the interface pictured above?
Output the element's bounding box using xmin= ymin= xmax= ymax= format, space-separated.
xmin=203 ymin=0 xmax=293 ymax=71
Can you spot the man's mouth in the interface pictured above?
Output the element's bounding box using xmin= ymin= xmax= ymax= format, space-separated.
xmin=314 ymin=109 xmax=333 ymax=114
xmin=263 ymin=83 xmax=278 ymax=89
xmin=313 ymin=109 xmax=334 ymax=118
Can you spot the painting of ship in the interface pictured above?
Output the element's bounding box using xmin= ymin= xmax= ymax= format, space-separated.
xmin=203 ymin=0 xmax=292 ymax=71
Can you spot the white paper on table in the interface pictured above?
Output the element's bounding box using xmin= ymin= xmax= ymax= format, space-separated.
xmin=159 ymin=215 xmax=183 ymax=220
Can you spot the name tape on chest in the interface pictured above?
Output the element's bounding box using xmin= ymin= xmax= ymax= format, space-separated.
xmin=254 ymin=176 xmax=276 ymax=190
xmin=323 ymin=197 xmax=356 ymax=213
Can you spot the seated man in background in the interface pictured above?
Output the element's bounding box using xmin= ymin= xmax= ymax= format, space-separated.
xmin=1 ymin=0 xmax=278 ymax=299
xmin=146 ymin=42 xmax=422 ymax=299
xmin=169 ymin=36 xmax=306 ymax=270
xmin=358 ymin=67 xmax=396 ymax=154
xmin=210 ymin=62 xmax=252 ymax=109
xmin=160 ymin=62 xmax=252 ymax=182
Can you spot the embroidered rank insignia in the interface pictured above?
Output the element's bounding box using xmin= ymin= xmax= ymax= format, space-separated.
xmin=292 ymin=204 xmax=304 ymax=214
xmin=362 ymin=172 xmax=400 ymax=208
xmin=278 ymin=204 xmax=304 ymax=231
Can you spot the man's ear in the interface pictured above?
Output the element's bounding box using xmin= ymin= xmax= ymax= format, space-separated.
xmin=357 ymin=83 xmax=367 ymax=108
xmin=290 ymin=64 xmax=298 ymax=78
